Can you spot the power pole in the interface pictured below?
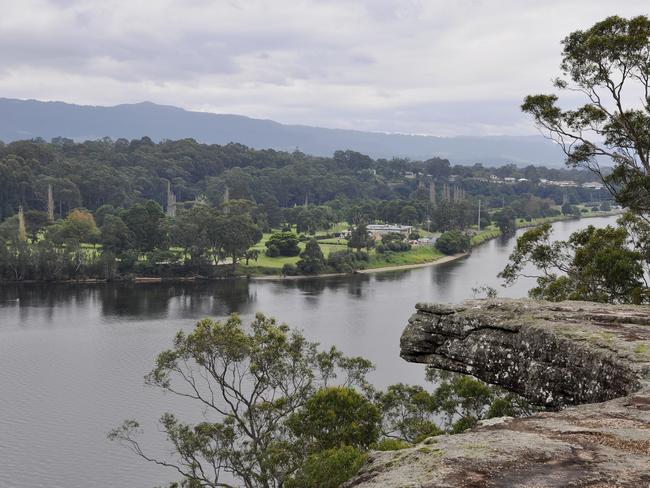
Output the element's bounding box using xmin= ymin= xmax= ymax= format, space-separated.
xmin=477 ymin=199 xmax=481 ymax=232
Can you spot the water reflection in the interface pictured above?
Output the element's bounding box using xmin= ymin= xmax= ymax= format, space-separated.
xmin=271 ymin=274 xmax=374 ymax=299
xmin=0 ymin=216 xmax=622 ymax=488
xmin=98 ymin=281 xmax=257 ymax=319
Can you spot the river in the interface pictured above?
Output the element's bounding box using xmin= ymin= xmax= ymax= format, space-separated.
xmin=0 ymin=216 xmax=618 ymax=488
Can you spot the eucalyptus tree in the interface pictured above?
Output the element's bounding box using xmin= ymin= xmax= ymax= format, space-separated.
xmin=522 ymin=15 xmax=650 ymax=215
xmin=109 ymin=313 xmax=374 ymax=488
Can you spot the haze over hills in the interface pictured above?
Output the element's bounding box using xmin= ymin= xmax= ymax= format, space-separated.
xmin=0 ymin=98 xmax=567 ymax=166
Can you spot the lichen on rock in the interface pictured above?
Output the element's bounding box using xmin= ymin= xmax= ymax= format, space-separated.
xmin=345 ymin=299 xmax=650 ymax=487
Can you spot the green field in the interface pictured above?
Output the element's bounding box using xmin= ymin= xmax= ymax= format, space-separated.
xmin=75 ymin=212 xmax=624 ymax=277
xmin=366 ymin=245 xmax=444 ymax=269
xmin=239 ymin=223 xmax=446 ymax=275
xmin=470 ymin=226 xmax=501 ymax=246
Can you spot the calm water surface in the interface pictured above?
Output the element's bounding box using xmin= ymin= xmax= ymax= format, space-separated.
xmin=0 ymin=216 xmax=617 ymax=488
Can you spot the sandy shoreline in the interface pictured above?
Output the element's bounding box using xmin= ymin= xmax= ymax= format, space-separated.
xmin=357 ymin=253 xmax=468 ymax=274
xmin=250 ymin=252 xmax=468 ymax=281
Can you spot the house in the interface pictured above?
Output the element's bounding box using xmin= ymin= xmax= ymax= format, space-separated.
xmin=366 ymin=224 xmax=414 ymax=239
xmin=582 ymin=181 xmax=604 ymax=190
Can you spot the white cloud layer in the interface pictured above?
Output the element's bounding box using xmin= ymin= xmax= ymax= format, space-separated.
xmin=1 ymin=0 xmax=648 ymax=135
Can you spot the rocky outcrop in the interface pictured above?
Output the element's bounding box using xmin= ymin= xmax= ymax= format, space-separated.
xmin=346 ymin=299 xmax=650 ymax=487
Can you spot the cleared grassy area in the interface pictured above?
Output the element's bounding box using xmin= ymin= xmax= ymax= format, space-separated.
xmin=366 ymin=245 xmax=444 ymax=269
xmin=471 ymin=226 xmax=501 ymax=246
xmin=515 ymin=209 xmax=620 ymax=229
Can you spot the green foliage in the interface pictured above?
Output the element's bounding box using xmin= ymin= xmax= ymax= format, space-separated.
xmin=451 ymin=416 xmax=478 ymax=434
xmin=100 ymin=214 xmax=133 ymax=254
xmin=399 ymin=205 xmax=419 ymax=225
xmin=106 ymin=310 xmax=539 ymax=487
xmin=522 ymin=15 xmax=650 ymax=215
xmin=296 ymin=239 xmax=325 ymax=275
xmin=281 ymin=263 xmax=297 ymax=276
xmin=45 ymin=209 xmax=100 ymax=245
xmin=376 ymin=232 xmax=411 ymax=254
xmin=286 ymin=446 xmax=367 ymax=488
xmin=494 ymin=207 xmax=517 ymax=236
xmin=286 ymin=205 xmax=337 ymax=234
xmin=561 ymin=203 xmax=578 ymax=216
xmin=327 ymin=249 xmax=369 ymax=273
xmin=376 ymin=383 xmax=441 ymax=443
xmin=110 ymin=313 xmax=375 ymax=488
xmin=372 ymin=439 xmax=411 ymax=451
xmin=121 ymin=200 xmax=166 ymax=251
xmin=289 ymin=386 xmax=381 ymax=450
xmin=265 ymin=232 xmax=300 ymax=257
xmin=348 ymin=224 xmax=374 ymax=251
xmin=435 ymin=230 xmax=470 ymax=255
xmin=432 ymin=375 xmax=494 ymax=429
xmin=500 ymin=218 xmax=648 ymax=303
xmin=243 ymin=249 xmax=260 ymax=265
xmin=216 ymin=214 xmax=262 ymax=272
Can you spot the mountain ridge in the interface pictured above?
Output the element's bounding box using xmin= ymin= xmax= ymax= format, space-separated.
xmin=0 ymin=97 xmax=566 ymax=166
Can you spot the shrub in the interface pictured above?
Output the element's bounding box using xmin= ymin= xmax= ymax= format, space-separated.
xmin=288 ymin=387 xmax=381 ymax=450
xmin=373 ymin=439 xmax=411 ymax=451
xmin=296 ymin=239 xmax=325 ymax=275
xmin=327 ymin=249 xmax=368 ymax=273
xmin=286 ymin=446 xmax=367 ymax=488
xmin=281 ymin=263 xmax=297 ymax=276
xmin=266 ymin=244 xmax=280 ymax=257
xmin=435 ymin=231 xmax=471 ymax=255
xmin=265 ymin=232 xmax=300 ymax=257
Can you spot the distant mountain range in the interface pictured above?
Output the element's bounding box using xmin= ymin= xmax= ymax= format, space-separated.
xmin=0 ymin=98 xmax=567 ymax=166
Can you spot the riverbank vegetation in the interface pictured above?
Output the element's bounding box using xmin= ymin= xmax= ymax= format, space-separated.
xmin=501 ymin=14 xmax=650 ymax=305
xmin=109 ymin=313 xmax=533 ymax=488
xmin=0 ymin=136 xmax=614 ymax=282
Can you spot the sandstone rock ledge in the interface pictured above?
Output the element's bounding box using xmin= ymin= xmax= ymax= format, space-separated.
xmin=345 ymin=299 xmax=650 ymax=488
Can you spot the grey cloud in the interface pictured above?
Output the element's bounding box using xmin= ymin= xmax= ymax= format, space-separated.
xmin=0 ymin=0 xmax=649 ymax=135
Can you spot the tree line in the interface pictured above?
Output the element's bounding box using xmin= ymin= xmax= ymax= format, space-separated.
xmin=0 ymin=137 xmax=608 ymax=223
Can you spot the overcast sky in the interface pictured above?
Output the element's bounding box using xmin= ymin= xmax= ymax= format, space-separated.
xmin=1 ymin=0 xmax=648 ymax=136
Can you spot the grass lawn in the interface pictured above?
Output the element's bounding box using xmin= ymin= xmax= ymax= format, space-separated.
xmin=515 ymin=209 xmax=620 ymax=229
xmin=471 ymin=226 xmax=501 ymax=246
xmin=366 ymin=245 xmax=444 ymax=269
xmin=241 ymin=222 xmax=445 ymax=274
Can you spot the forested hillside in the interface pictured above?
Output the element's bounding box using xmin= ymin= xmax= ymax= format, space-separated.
xmin=0 ymin=137 xmax=605 ymax=222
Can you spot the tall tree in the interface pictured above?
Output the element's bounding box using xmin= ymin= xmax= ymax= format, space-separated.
xmin=521 ymin=15 xmax=650 ymax=215
xmin=216 ymin=215 xmax=262 ymax=272
xmin=348 ymin=224 xmax=373 ymax=252
xmin=109 ymin=314 xmax=372 ymax=488
xmin=296 ymin=239 xmax=325 ymax=275
xmin=121 ymin=200 xmax=166 ymax=252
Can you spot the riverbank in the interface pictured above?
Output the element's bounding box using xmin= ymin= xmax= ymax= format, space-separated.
xmin=357 ymin=253 xmax=468 ymax=274
xmin=252 ymin=253 xmax=469 ymax=281
xmin=248 ymin=210 xmax=622 ymax=280
xmin=0 ymin=211 xmax=623 ymax=285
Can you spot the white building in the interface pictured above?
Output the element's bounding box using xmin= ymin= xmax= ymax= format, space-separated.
xmin=582 ymin=181 xmax=604 ymax=190
xmin=366 ymin=224 xmax=414 ymax=239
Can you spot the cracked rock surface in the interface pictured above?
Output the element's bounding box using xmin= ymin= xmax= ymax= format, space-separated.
xmin=345 ymin=299 xmax=650 ymax=488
